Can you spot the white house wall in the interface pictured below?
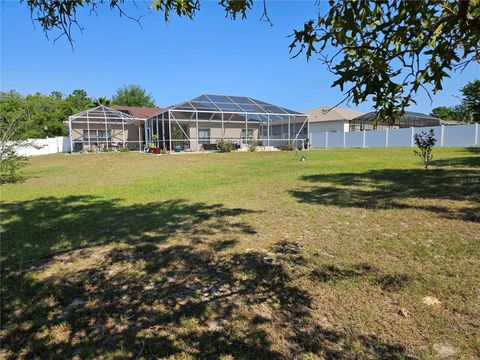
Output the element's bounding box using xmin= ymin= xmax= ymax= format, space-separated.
xmin=309 ymin=120 xmax=348 ymax=133
xmin=187 ymin=122 xmax=260 ymax=150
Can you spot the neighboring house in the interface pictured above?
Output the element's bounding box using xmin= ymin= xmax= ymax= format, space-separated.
xmin=306 ymin=107 xmax=441 ymax=133
xmin=145 ymin=94 xmax=308 ymax=151
xmin=350 ymin=111 xmax=441 ymax=131
xmin=306 ymin=106 xmax=364 ymax=133
xmin=67 ymin=105 xmax=164 ymax=152
xmin=439 ymin=119 xmax=468 ymax=125
xmin=67 ymin=95 xmax=308 ymax=152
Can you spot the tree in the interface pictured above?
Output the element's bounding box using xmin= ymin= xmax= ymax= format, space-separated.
xmin=0 ymin=91 xmax=25 ymax=125
xmin=451 ymin=104 xmax=474 ymax=122
xmin=290 ymin=1 xmax=480 ymax=121
xmin=0 ymin=88 xmax=99 ymax=181
xmin=430 ymin=79 xmax=480 ymax=122
xmin=0 ymin=117 xmax=30 ymax=183
xmin=414 ymin=130 xmax=437 ymax=171
xmin=431 ymin=107 xmax=456 ymax=120
xmin=23 ymin=92 xmax=69 ymax=138
xmin=90 ymin=96 xmax=111 ymax=107
xmin=430 ymin=104 xmax=471 ymax=122
xmin=0 ymin=89 xmax=94 ymax=140
xmin=111 ymin=85 xmax=155 ymax=107
xmin=460 ymin=79 xmax=480 ymax=120
xmin=22 ymin=0 xmax=480 ymax=121
xmin=63 ymin=89 xmax=91 ymax=114
xmin=0 ymin=91 xmax=31 ymax=182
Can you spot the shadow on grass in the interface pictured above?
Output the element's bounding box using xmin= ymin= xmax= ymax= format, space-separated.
xmin=310 ymin=263 xmax=412 ymax=292
xmin=0 ymin=196 xmax=256 ymax=270
xmin=430 ymin=147 xmax=480 ymax=168
xmin=290 ymin=167 xmax=479 ymax=222
xmin=1 ymin=196 xmax=414 ymax=359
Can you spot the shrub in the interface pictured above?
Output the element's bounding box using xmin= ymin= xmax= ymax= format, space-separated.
xmin=280 ymin=143 xmax=295 ymax=151
xmin=171 ymin=128 xmax=184 ymax=147
xmin=414 ymin=129 xmax=436 ymax=171
xmin=102 ymin=148 xmax=112 ymax=153
xmin=0 ymin=149 xmax=27 ymax=183
xmin=303 ymin=138 xmax=310 ymax=150
xmin=0 ymin=113 xmax=32 ymax=183
xmin=160 ymin=147 xmax=167 ymax=155
xmin=119 ymin=147 xmax=130 ymax=153
xmin=217 ymin=139 xmax=235 ymax=153
xmin=248 ymin=140 xmax=260 ymax=152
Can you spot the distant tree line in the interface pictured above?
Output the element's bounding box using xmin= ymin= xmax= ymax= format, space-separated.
xmin=430 ymin=79 xmax=480 ymax=122
xmin=0 ymin=85 xmax=155 ymax=139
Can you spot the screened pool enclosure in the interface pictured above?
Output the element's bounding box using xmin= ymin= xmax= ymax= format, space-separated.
xmin=68 ymin=106 xmax=145 ymax=152
xmin=349 ymin=111 xmax=441 ymax=131
xmin=145 ymin=94 xmax=309 ymax=151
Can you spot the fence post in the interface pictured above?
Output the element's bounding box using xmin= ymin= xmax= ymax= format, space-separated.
xmin=475 ymin=123 xmax=478 ymax=146
xmin=343 ymin=131 xmax=346 ymax=148
xmin=325 ymin=132 xmax=328 ymax=149
xmin=362 ymin=129 xmax=366 ymax=148
xmin=410 ymin=127 xmax=415 ymax=147
xmin=385 ymin=128 xmax=389 ymax=148
xmin=440 ymin=125 xmax=444 ymax=147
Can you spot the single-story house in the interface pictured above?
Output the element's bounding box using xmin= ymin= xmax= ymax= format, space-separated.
xmin=306 ymin=106 xmax=364 ymax=133
xmin=306 ymin=107 xmax=442 ymax=133
xmin=145 ymin=94 xmax=308 ymax=151
xmin=67 ymin=94 xmax=308 ymax=152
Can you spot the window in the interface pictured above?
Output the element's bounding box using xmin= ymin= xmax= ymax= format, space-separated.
xmin=241 ymin=129 xmax=254 ymax=140
xmin=198 ymin=128 xmax=211 ymax=145
xmin=83 ymin=129 xmax=111 ymax=141
xmin=83 ymin=130 xmax=96 ymax=140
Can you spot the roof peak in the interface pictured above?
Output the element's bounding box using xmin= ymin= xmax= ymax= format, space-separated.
xmin=112 ymin=105 xmax=162 ymax=109
xmin=306 ymin=106 xmax=364 ymax=122
xmin=149 ymin=93 xmax=304 ymax=117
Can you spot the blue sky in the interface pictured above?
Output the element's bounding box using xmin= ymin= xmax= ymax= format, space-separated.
xmin=1 ymin=1 xmax=478 ymax=113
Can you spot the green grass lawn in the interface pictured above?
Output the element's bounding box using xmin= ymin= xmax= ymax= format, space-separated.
xmin=1 ymin=148 xmax=479 ymax=359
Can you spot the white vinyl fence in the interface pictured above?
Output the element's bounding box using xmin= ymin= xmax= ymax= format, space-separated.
xmin=310 ymin=124 xmax=479 ymax=149
xmin=13 ymin=137 xmax=71 ymax=156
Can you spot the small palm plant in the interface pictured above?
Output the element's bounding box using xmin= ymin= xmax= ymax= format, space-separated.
xmin=90 ymin=96 xmax=111 ymax=107
xmin=414 ymin=129 xmax=436 ymax=171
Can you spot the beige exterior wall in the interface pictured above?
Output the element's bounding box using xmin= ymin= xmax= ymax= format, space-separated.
xmin=71 ymin=121 xmax=144 ymax=151
xmin=185 ymin=122 xmax=259 ymax=150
